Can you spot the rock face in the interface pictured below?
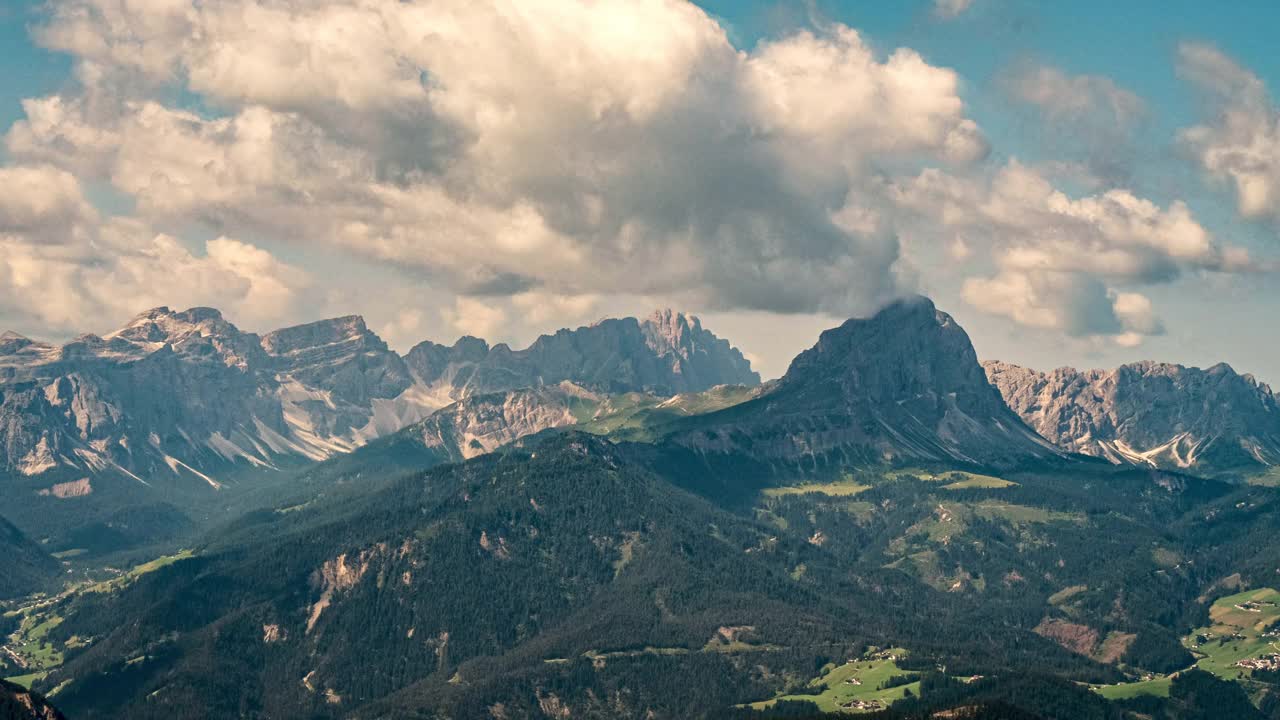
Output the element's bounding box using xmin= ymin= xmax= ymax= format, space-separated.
xmin=984 ymin=360 xmax=1280 ymax=476
xmin=262 ymin=315 xmax=420 ymax=448
xmin=404 ymin=310 xmax=759 ymax=399
xmin=411 ymin=383 xmax=599 ymax=463
xmin=0 ymin=307 xmax=283 ymax=491
xmin=670 ymin=297 xmax=1061 ymax=469
xmin=318 ymin=382 xmax=767 ymax=480
xmin=0 ymin=680 xmax=66 ymax=720
xmin=0 ymin=307 xmax=758 ymax=494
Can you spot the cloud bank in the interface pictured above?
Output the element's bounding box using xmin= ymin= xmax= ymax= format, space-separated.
xmin=0 ymin=0 xmax=1263 ymax=353
xmin=5 ymin=0 xmax=993 ymax=336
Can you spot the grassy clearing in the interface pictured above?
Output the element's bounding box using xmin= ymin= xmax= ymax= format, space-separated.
xmin=5 ymin=672 xmax=44 ymax=689
xmin=84 ymin=549 xmax=194 ymax=594
xmin=1245 ymin=467 xmax=1280 ymax=487
xmin=895 ymin=501 xmax=1077 ymax=551
xmin=971 ymin=501 xmax=1080 ymax=525
xmin=584 ymin=647 xmax=690 ymax=661
xmin=1094 ymin=675 xmax=1173 ymax=699
xmin=1184 ymin=587 xmax=1280 ymax=681
xmin=1048 ymin=585 xmax=1088 ymax=606
xmin=702 ymin=639 xmax=781 ymax=654
xmin=747 ymin=649 xmax=920 ymax=713
xmin=942 ymin=476 xmax=1017 ymax=490
xmin=838 ymin=501 xmax=877 ymax=521
xmin=49 ymin=549 xmax=87 ymax=560
xmin=887 ymin=469 xmax=1014 ymax=489
xmin=1092 ymin=587 xmax=1280 ymax=701
xmin=576 ymin=386 xmax=757 ymax=440
xmin=763 ymin=475 xmax=871 ymax=499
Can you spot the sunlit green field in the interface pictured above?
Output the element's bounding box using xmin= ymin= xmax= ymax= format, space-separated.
xmin=1091 ymin=587 xmax=1280 ymax=700
xmin=3 ymin=549 xmax=197 ymax=688
xmin=747 ymin=648 xmax=921 ymax=713
xmin=762 ymin=475 xmax=871 ymax=498
xmin=1184 ymin=587 xmax=1280 ymax=681
xmin=1094 ymin=674 xmax=1173 ymax=699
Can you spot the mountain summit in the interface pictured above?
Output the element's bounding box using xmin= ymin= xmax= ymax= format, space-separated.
xmin=670 ymin=297 xmax=1061 ymax=469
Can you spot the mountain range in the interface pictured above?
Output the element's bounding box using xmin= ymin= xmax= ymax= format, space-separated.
xmin=17 ymin=297 xmax=1279 ymax=720
xmin=288 ymin=298 xmax=1064 ymax=512
xmin=0 ymin=307 xmax=758 ymax=552
xmin=10 ymin=297 xmax=1280 ymax=565
xmin=0 ymin=306 xmax=757 ymax=484
xmin=986 ymin=360 xmax=1280 ymax=478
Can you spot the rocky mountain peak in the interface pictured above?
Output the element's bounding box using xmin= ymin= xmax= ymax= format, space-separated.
xmin=262 ymin=315 xmax=411 ymax=421
xmin=673 ymin=297 xmax=1059 ymax=469
xmin=451 ymin=335 xmax=491 ymax=360
xmin=636 ymin=309 xmax=759 ymax=387
xmin=260 ymin=315 xmax=378 ymax=357
xmin=0 ymin=305 xmax=763 ymax=517
xmin=643 ymin=307 xmax=695 ymax=339
xmin=407 ymin=311 xmax=758 ymax=397
xmin=780 ymin=296 xmax=989 ymax=405
xmin=985 ymin=359 xmax=1280 ymax=476
xmin=403 ymin=335 xmax=494 ymax=386
xmin=106 ymin=306 xmax=251 ymax=355
xmin=0 ymin=331 xmax=37 ymax=356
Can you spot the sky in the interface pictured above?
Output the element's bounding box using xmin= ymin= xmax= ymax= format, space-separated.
xmin=0 ymin=0 xmax=1278 ymax=383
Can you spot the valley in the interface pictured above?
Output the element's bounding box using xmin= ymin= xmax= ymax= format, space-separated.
xmin=1 ymin=549 xmax=195 ymax=691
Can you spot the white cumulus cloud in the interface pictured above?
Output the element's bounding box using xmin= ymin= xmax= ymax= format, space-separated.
xmin=10 ymin=0 xmax=990 ymax=323
xmin=894 ymin=160 xmax=1249 ymax=345
xmin=1178 ymin=42 xmax=1280 ymax=222
xmin=0 ymin=164 xmax=310 ymax=335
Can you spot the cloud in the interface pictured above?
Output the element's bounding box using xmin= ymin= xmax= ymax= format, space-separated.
xmin=0 ymin=164 xmax=310 ymax=335
xmin=895 ymin=160 xmax=1248 ymax=344
xmin=933 ymin=0 xmax=974 ymax=20
xmin=1178 ymin=43 xmax=1280 ymax=222
xmin=442 ymin=297 xmax=507 ymax=340
xmin=962 ymin=272 xmax=1164 ymax=345
xmin=11 ymin=0 xmax=989 ymax=321
xmin=1009 ymin=64 xmax=1143 ymax=127
xmin=1003 ymin=63 xmax=1145 ymax=183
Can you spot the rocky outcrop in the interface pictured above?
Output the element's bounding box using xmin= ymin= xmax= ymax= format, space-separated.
xmin=412 ymin=383 xmax=599 ymax=463
xmin=0 ymin=307 xmax=758 ymax=495
xmin=263 ymin=315 xmax=423 ymax=446
xmin=0 ymin=680 xmax=66 ymax=720
xmin=0 ymin=307 xmax=285 ymax=490
xmin=669 ymin=297 xmax=1062 ymax=469
xmin=263 ymin=315 xmax=414 ymax=409
xmin=985 ymin=360 xmax=1280 ymax=476
xmin=404 ymin=310 xmax=759 ymax=399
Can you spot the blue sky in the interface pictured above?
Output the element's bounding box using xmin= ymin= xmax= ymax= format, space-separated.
xmin=0 ymin=0 xmax=1277 ymax=383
